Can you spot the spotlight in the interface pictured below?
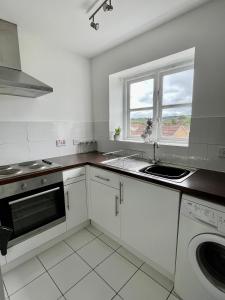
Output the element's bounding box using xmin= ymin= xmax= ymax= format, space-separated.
xmin=90 ymin=17 xmax=99 ymax=30
xmin=88 ymin=0 xmax=114 ymax=30
xmin=103 ymin=0 xmax=113 ymax=12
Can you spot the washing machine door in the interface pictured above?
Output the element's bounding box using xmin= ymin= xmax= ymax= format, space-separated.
xmin=189 ymin=234 xmax=225 ymax=300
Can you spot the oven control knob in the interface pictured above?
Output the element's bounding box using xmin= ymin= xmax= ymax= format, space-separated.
xmin=21 ymin=183 xmax=28 ymax=190
xmin=41 ymin=178 xmax=47 ymax=185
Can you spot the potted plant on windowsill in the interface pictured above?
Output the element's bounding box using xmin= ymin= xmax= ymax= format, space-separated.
xmin=114 ymin=127 xmax=121 ymax=141
xmin=141 ymin=118 xmax=153 ymax=144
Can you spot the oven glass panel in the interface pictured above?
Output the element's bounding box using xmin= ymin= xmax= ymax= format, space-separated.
xmin=7 ymin=184 xmax=65 ymax=239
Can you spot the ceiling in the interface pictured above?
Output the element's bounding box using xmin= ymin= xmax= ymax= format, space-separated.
xmin=0 ymin=0 xmax=210 ymax=58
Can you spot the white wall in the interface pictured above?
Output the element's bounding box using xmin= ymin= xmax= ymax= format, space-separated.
xmin=91 ymin=0 xmax=225 ymax=172
xmin=0 ymin=28 xmax=93 ymax=164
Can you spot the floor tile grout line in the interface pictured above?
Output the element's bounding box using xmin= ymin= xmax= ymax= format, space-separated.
xmin=64 ymin=234 xmax=98 ymax=253
xmin=36 ymin=256 xmax=64 ymax=298
xmin=114 ymin=262 xmax=144 ymax=297
xmin=5 ymin=228 xmax=172 ymax=299
xmin=36 ymin=228 xmax=97 ymax=273
xmin=116 ymin=266 xmax=140 ymax=295
xmin=5 ymin=269 xmax=46 ymax=298
xmin=62 ymin=269 xmax=93 ymax=297
xmin=166 ymin=290 xmax=174 ymax=300
xmin=41 ymin=251 xmax=75 ymax=272
xmin=83 ymin=227 xmax=141 ymax=268
xmin=56 ymin=240 xmax=117 ymax=297
xmin=116 ymin=261 xmax=172 ymax=298
xmin=64 ymin=234 xmax=117 ymax=272
xmin=83 ymin=227 xmax=173 ymax=293
xmin=75 ymin=248 xmax=116 ymax=272
xmin=3 ymin=280 xmax=9 ymax=299
xmin=115 ymin=262 xmax=145 ymax=296
xmin=114 ymin=248 xmax=144 ymax=269
xmin=72 ymin=249 xmax=119 ymax=295
xmin=92 ymin=269 xmax=118 ymax=295
xmin=65 ymin=231 xmax=153 ymax=297
xmin=97 ymin=234 xmax=121 ymax=251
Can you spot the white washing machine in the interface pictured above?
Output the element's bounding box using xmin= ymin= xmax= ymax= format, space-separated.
xmin=174 ymin=194 xmax=225 ymax=300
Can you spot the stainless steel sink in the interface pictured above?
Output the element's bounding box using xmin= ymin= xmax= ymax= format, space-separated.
xmin=101 ymin=149 xmax=196 ymax=183
xmin=139 ymin=165 xmax=190 ymax=180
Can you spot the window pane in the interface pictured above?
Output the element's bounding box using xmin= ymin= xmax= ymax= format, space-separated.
xmin=130 ymin=110 xmax=153 ymax=137
xmin=130 ymin=79 xmax=154 ymax=109
xmin=162 ymin=69 xmax=194 ymax=105
xmin=160 ymin=106 xmax=191 ymax=140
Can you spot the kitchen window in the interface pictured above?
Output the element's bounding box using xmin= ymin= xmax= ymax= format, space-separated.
xmin=125 ymin=64 xmax=194 ymax=145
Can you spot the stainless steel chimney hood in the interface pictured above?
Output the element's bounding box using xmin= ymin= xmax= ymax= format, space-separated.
xmin=0 ymin=19 xmax=53 ymax=98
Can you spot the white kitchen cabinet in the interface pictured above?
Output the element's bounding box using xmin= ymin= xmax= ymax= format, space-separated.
xmin=90 ymin=180 xmax=120 ymax=238
xmin=0 ymin=255 xmax=6 ymax=266
xmin=64 ymin=180 xmax=88 ymax=231
xmin=121 ymin=176 xmax=180 ymax=276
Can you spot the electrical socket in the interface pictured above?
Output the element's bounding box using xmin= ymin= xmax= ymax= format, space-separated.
xmin=73 ymin=139 xmax=80 ymax=145
xmin=56 ymin=139 xmax=66 ymax=147
xmin=219 ymin=147 xmax=225 ymax=158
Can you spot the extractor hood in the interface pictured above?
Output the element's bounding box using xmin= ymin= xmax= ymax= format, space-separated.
xmin=0 ymin=19 xmax=53 ymax=98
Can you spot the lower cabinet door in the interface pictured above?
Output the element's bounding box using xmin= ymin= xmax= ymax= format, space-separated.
xmin=90 ymin=180 xmax=120 ymax=238
xmin=65 ymin=180 xmax=88 ymax=231
xmin=121 ymin=177 xmax=180 ymax=276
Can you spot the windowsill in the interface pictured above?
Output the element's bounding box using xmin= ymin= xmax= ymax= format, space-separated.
xmin=110 ymin=138 xmax=188 ymax=148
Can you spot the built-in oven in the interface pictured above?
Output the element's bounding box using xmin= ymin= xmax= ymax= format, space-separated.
xmin=0 ymin=172 xmax=65 ymax=255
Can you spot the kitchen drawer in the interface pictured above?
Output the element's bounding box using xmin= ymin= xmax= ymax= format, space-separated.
xmin=63 ymin=167 xmax=86 ymax=185
xmin=90 ymin=167 xmax=119 ymax=189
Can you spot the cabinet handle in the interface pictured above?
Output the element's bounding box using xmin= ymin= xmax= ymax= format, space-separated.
xmin=115 ymin=196 xmax=119 ymax=216
xmin=65 ymin=174 xmax=85 ymax=181
xmin=95 ymin=175 xmax=110 ymax=182
xmin=66 ymin=191 xmax=70 ymax=210
xmin=119 ymin=182 xmax=124 ymax=204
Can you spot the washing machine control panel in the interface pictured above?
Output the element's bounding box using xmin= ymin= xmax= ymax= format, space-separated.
xmin=182 ymin=200 xmax=218 ymax=228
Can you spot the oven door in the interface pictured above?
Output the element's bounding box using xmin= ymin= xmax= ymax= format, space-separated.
xmin=0 ymin=182 xmax=65 ymax=247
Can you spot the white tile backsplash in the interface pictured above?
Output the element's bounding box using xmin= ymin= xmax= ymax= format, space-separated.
xmin=0 ymin=122 xmax=27 ymax=144
xmin=207 ymin=117 xmax=225 ymax=145
xmin=206 ymin=144 xmax=225 ymax=172
xmin=0 ymin=143 xmax=30 ymax=165
xmin=27 ymin=122 xmax=56 ymax=142
xmin=189 ymin=117 xmax=209 ymax=144
xmin=1 ymin=116 xmax=225 ymax=172
xmin=0 ymin=121 xmax=94 ymax=165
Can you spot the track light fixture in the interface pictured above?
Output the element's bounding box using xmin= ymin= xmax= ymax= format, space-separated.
xmin=103 ymin=0 xmax=113 ymax=12
xmin=89 ymin=0 xmax=114 ymax=30
xmin=90 ymin=17 xmax=99 ymax=31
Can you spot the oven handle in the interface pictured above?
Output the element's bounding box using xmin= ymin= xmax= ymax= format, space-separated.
xmin=8 ymin=187 xmax=61 ymax=206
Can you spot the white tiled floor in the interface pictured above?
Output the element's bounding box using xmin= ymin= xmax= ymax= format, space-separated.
xmin=3 ymin=225 xmax=173 ymax=300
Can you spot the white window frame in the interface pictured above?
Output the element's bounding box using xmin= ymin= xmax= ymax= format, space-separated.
xmin=124 ymin=62 xmax=194 ymax=145
xmin=124 ymin=74 xmax=156 ymax=140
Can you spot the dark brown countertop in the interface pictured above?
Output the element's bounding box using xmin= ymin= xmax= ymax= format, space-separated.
xmin=1 ymin=152 xmax=225 ymax=204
